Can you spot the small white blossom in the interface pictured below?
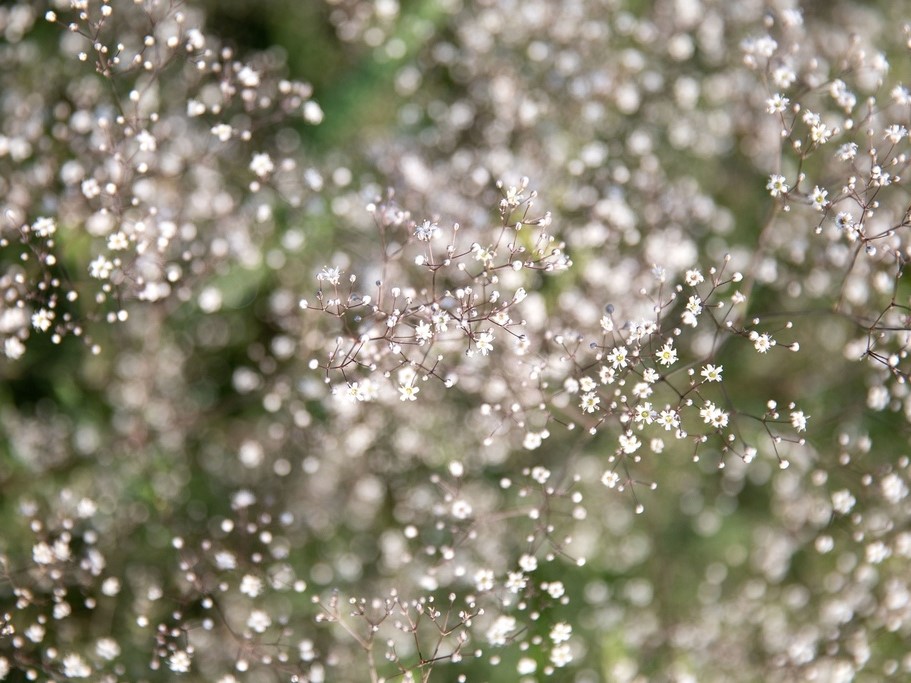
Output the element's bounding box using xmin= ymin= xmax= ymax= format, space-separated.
xmin=240 ymin=574 xmax=264 ymax=597
xmin=580 ymin=392 xmax=600 ymax=413
xmin=89 ymin=255 xmax=114 ymax=279
xmin=832 ymin=489 xmax=856 ymax=515
xmin=247 ymin=609 xmax=272 ymax=633
xmin=475 ymin=569 xmax=495 ymax=592
xmin=810 ymin=185 xmax=829 ymax=211
xmin=766 ymin=93 xmax=790 ymax=114
xmin=61 ymin=653 xmax=91 ymax=678
xmin=95 ymin=638 xmax=121 ymax=661
xmin=398 ymin=383 xmax=420 ymax=401
xmin=790 ymin=410 xmax=808 ymax=432
xmin=519 ymin=554 xmax=538 ymax=572
xmin=451 ymin=499 xmax=473 ymax=519
xmin=168 ymin=650 xmax=192 ymax=674
xmin=31 ymin=308 xmax=54 ymax=332
xmin=476 ymin=330 xmax=494 ymax=355
xmin=607 ymin=345 xmax=629 ymax=369
xmin=619 ymin=432 xmax=641 ymax=454
xmin=486 ymin=615 xmax=517 ymax=646
xmin=414 ymin=220 xmax=439 ymax=241
xmin=31 ymin=217 xmax=56 ymax=237
xmin=836 ymin=142 xmax=858 ymax=161
xmin=701 ymin=364 xmax=723 ymax=382
xmin=317 ymin=266 xmax=341 ymax=285
xmin=549 ymin=622 xmax=572 ymax=643
xmin=658 ymin=409 xmax=680 ymax=431
xmin=657 ymin=342 xmax=677 ymax=366
xmin=601 ymin=470 xmax=620 ymax=489
xmin=767 ymin=174 xmax=789 ymax=197
xmin=249 ymin=152 xmax=274 ymax=178
xmin=550 ymin=643 xmax=573 ymax=667
xmin=881 ymin=473 xmax=909 ymax=504
xmin=506 ymin=571 xmax=527 ymax=593
xmin=751 ymin=332 xmax=775 ymax=353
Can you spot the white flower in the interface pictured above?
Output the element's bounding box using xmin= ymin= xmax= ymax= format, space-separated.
xmin=550 ymin=643 xmax=573 ymax=667
xmin=549 ymin=622 xmax=572 ymax=643
xmin=472 ymin=243 xmax=495 ymax=264
xmin=790 ymin=410 xmax=808 ymax=432
xmin=237 ymin=65 xmax=260 ymax=87
xmin=168 ymin=650 xmax=192 ymax=673
xmin=249 ymin=152 xmax=274 ymax=178
xmin=414 ymin=220 xmax=439 ymax=241
xmin=317 ymin=266 xmax=341 ymax=286
xmin=656 ymin=342 xmax=677 ymax=366
xmin=89 ymin=255 xmax=114 ymax=279
xmin=700 ymin=401 xmax=729 ymax=429
xmin=486 ymin=615 xmax=517 ymax=646
xmin=634 ymin=402 xmax=655 ymax=425
xmin=579 ymin=392 xmax=600 ymax=413
xmin=4 ymin=337 xmax=25 ymax=360
xmin=810 ymin=122 xmax=832 ymax=144
xmin=31 ymin=308 xmax=54 ymax=332
xmin=766 ymin=93 xmax=789 ymax=114
xmin=523 ymin=432 xmax=543 ymax=450
xmin=31 ymin=216 xmax=56 ymax=237
xmin=96 ymin=638 xmax=121 ymax=660
xmin=475 ymin=330 xmax=494 ymax=355
xmin=658 ymin=409 xmax=680 ymax=431
xmin=240 ymin=574 xmax=263 ymax=597
xmin=685 ymin=268 xmax=704 ymax=285
xmin=474 ymin=568 xmax=495 ymax=592
xmin=881 ymin=473 xmax=909 ymax=504
xmin=607 ymin=345 xmax=628 ymax=369
xmin=214 ymin=551 xmax=236 ymax=570
xmin=136 ymin=130 xmax=156 ymax=152
xmin=866 ymin=541 xmax=891 ymax=564
xmin=211 ymin=123 xmax=233 ymax=141
xmin=545 ymin=581 xmax=566 ymax=598
xmin=107 ymin=232 xmax=129 ymax=250
xmin=506 ymin=571 xmax=527 ymax=593
xmin=451 ymin=499 xmax=472 ymax=519
xmin=33 ymin=541 xmax=54 ymax=564
xmin=836 ymin=142 xmax=858 ymax=161
xmin=231 ymin=489 xmax=256 ymax=509
xmin=303 ymin=100 xmax=324 ymax=124
xmin=599 ymin=366 xmax=616 ymax=384
xmin=767 ymin=174 xmax=789 ymax=197
xmin=750 ymin=331 xmax=775 ymax=353
xmin=414 ymin=321 xmax=433 ymax=343
xmin=187 ymin=99 xmax=206 ymax=116
xmin=61 ymin=653 xmax=91 ymax=678
xmin=518 ymin=554 xmax=538 ymax=572
xmin=432 ymin=309 xmax=450 ymax=332
xmin=810 ymin=185 xmax=828 ymax=211
xmin=884 ymin=124 xmax=908 ymax=144
xmin=530 ymin=466 xmax=551 ymax=483
xmin=398 ymin=383 xmax=420 ymax=401
xmin=701 ymin=364 xmax=723 ymax=382
xmin=247 ymin=609 xmax=272 ymax=633
xmin=517 ymin=657 xmax=537 ymax=674
xmin=601 ymin=470 xmax=620 ymax=489
xmin=832 ymin=489 xmax=856 ymax=515
xmin=619 ymin=432 xmax=641 ymax=454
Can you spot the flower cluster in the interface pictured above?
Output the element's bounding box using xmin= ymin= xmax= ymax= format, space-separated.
xmin=2 ymin=0 xmax=911 ymax=682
